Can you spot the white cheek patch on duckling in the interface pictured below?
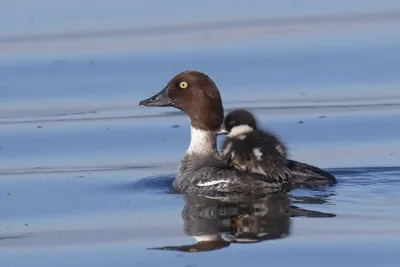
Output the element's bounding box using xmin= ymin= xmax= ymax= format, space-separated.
xmin=228 ymin=125 xmax=254 ymax=138
xmin=252 ymin=148 xmax=263 ymax=161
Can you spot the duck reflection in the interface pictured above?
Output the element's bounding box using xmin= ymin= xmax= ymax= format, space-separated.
xmin=149 ymin=192 xmax=336 ymax=252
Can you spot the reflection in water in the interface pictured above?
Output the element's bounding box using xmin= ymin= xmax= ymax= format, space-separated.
xmin=149 ymin=192 xmax=336 ymax=252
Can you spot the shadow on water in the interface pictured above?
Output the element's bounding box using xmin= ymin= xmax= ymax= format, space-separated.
xmin=147 ymin=192 xmax=336 ymax=253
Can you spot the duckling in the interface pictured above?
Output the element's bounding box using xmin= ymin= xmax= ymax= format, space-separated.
xmin=219 ymin=109 xmax=290 ymax=183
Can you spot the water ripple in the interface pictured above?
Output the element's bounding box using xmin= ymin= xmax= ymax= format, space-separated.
xmin=131 ymin=174 xmax=176 ymax=195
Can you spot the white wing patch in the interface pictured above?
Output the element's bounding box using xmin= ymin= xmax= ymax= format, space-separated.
xmin=194 ymin=235 xmax=220 ymax=242
xmin=253 ymin=148 xmax=263 ymax=161
xmin=197 ymin=179 xmax=229 ymax=187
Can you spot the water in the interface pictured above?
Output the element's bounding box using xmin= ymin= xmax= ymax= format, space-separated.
xmin=1 ymin=1 xmax=400 ymax=266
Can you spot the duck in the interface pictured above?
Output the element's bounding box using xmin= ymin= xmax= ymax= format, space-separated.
xmin=139 ymin=70 xmax=336 ymax=195
xmin=218 ymin=109 xmax=290 ymax=184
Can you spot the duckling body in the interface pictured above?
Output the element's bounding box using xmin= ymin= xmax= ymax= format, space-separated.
xmin=220 ymin=109 xmax=290 ymax=183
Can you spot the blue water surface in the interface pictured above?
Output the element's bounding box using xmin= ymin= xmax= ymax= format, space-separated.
xmin=1 ymin=1 xmax=400 ymax=266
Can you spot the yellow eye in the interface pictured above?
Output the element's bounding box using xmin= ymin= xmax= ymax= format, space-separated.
xmin=179 ymin=81 xmax=188 ymax=89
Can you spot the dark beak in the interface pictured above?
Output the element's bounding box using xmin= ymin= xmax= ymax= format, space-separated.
xmin=139 ymin=86 xmax=173 ymax=107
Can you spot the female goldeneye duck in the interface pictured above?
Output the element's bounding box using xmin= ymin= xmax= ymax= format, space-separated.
xmin=219 ymin=109 xmax=290 ymax=183
xmin=139 ymin=70 xmax=337 ymax=194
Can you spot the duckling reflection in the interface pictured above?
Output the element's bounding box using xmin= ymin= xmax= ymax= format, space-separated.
xmin=149 ymin=193 xmax=335 ymax=252
xmin=223 ymin=194 xmax=291 ymax=243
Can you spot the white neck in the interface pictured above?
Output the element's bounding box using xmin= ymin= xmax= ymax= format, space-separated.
xmin=186 ymin=127 xmax=218 ymax=156
xmin=228 ymin=125 xmax=254 ymax=137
